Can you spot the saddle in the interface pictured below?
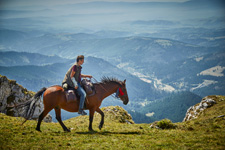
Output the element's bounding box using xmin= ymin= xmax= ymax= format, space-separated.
xmin=65 ymin=90 xmax=78 ymax=103
xmin=81 ymin=78 xmax=96 ymax=96
xmin=64 ymin=79 xmax=95 ymax=103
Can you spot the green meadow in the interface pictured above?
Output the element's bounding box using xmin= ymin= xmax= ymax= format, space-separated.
xmin=0 ymin=96 xmax=225 ymax=150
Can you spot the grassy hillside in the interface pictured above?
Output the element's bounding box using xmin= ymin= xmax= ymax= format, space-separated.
xmin=0 ymin=97 xmax=225 ymax=150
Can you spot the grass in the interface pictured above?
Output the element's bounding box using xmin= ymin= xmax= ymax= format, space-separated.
xmin=0 ymin=96 xmax=225 ymax=150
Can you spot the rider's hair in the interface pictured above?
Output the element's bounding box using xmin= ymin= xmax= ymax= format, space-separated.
xmin=77 ymin=55 xmax=84 ymax=62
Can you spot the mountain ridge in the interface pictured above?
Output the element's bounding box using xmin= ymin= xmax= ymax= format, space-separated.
xmin=0 ymin=51 xmax=69 ymax=66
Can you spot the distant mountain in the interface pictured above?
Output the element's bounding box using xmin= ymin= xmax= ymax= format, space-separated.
xmin=1 ymin=28 xmax=223 ymax=63
xmin=0 ymin=51 xmax=69 ymax=66
xmin=1 ymin=28 xmax=224 ymax=97
xmin=139 ymin=27 xmax=225 ymax=48
xmin=183 ymin=0 xmax=225 ymax=8
xmin=12 ymin=35 xmax=212 ymax=64
xmin=128 ymin=20 xmax=179 ymax=26
xmin=152 ymin=50 xmax=225 ymax=97
xmin=93 ymin=30 xmax=132 ymax=38
xmin=0 ymin=29 xmax=30 ymax=49
xmin=2 ymin=28 xmax=224 ymax=96
xmin=134 ymin=91 xmax=202 ymax=123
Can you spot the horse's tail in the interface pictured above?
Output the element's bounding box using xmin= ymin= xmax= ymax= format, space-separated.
xmin=34 ymin=87 xmax=47 ymax=99
xmin=8 ymin=87 xmax=47 ymax=124
xmin=21 ymin=87 xmax=47 ymax=124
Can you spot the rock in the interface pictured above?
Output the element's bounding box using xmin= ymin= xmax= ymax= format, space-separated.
xmin=43 ymin=114 xmax=52 ymax=123
xmin=183 ymin=96 xmax=217 ymax=122
xmin=102 ymin=106 xmax=134 ymax=124
xmin=149 ymin=124 xmax=154 ymax=128
xmin=217 ymin=115 xmax=224 ymax=118
xmin=0 ymin=75 xmax=52 ymax=122
xmin=155 ymin=126 xmax=162 ymax=130
xmin=150 ymin=123 xmax=162 ymax=129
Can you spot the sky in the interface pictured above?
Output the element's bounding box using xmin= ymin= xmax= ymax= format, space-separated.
xmin=0 ymin=0 xmax=224 ymax=32
xmin=0 ymin=0 xmax=189 ymax=9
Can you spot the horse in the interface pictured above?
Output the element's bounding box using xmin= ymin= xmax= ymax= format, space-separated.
xmin=29 ymin=77 xmax=129 ymax=132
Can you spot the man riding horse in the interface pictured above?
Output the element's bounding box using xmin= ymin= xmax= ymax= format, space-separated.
xmin=62 ymin=55 xmax=92 ymax=115
xmin=17 ymin=56 xmax=129 ymax=132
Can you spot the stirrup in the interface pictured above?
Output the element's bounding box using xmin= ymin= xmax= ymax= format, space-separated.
xmin=78 ymin=110 xmax=87 ymax=116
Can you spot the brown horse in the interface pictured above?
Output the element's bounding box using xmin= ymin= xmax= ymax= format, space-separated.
xmin=33 ymin=77 xmax=129 ymax=132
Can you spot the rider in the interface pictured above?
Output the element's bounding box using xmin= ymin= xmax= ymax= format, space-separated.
xmin=62 ymin=55 xmax=92 ymax=115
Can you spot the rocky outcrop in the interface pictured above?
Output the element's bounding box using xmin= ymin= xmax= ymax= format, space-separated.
xmin=102 ymin=106 xmax=134 ymax=124
xmin=0 ymin=75 xmax=52 ymax=122
xmin=183 ymin=95 xmax=221 ymax=122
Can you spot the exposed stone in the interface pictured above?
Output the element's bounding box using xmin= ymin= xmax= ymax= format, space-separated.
xmin=217 ymin=115 xmax=224 ymax=118
xmin=0 ymin=75 xmax=52 ymax=122
xmin=183 ymin=96 xmax=217 ymax=122
xmin=102 ymin=106 xmax=134 ymax=124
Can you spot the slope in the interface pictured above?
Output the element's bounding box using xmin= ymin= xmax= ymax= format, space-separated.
xmin=0 ymin=95 xmax=224 ymax=150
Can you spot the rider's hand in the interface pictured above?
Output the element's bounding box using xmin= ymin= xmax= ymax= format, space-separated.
xmin=75 ymin=86 xmax=78 ymax=90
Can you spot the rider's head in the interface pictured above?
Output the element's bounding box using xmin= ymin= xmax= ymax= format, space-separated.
xmin=77 ymin=55 xmax=84 ymax=65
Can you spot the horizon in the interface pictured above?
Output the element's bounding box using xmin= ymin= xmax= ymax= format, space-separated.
xmin=1 ymin=0 xmax=224 ymax=33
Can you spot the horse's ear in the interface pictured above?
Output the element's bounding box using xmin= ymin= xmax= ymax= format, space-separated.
xmin=124 ymin=79 xmax=126 ymax=83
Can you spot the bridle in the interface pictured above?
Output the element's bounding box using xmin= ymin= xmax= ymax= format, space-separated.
xmin=115 ymin=87 xmax=127 ymax=99
xmin=92 ymin=77 xmax=127 ymax=100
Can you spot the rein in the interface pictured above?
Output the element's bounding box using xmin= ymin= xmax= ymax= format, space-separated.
xmin=92 ymin=77 xmax=122 ymax=99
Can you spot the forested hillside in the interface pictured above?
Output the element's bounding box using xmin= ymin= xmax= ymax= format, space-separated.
xmin=129 ymin=91 xmax=202 ymax=123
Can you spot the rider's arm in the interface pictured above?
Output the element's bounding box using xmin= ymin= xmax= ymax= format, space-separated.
xmin=70 ymin=69 xmax=75 ymax=78
xmin=81 ymin=74 xmax=92 ymax=78
xmin=70 ymin=66 xmax=78 ymax=89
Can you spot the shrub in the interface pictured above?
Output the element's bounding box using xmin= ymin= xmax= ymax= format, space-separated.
xmin=156 ymin=119 xmax=176 ymax=129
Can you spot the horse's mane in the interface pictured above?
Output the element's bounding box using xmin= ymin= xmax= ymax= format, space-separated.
xmin=100 ymin=76 xmax=122 ymax=85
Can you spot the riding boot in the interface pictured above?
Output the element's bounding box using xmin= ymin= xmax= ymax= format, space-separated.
xmin=78 ymin=109 xmax=87 ymax=115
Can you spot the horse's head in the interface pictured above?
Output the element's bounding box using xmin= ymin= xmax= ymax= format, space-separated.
xmin=118 ymin=79 xmax=129 ymax=105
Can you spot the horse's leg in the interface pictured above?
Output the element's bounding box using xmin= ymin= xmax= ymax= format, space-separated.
xmin=36 ymin=108 xmax=52 ymax=132
xmin=88 ymin=108 xmax=95 ymax=131
xmin=96 ymin=107 xmax=104 ymax=130
xmin=54 ymin=107 xmax=70 ymax=132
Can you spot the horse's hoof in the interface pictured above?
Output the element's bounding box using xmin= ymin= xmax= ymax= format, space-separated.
xmin=36 ymin=128 xmax=41 ymax=132
xmin=89 ymin=130 xmax=97 ymax=133
xmin=64 ymin=129 xmax=71 ymax=132
xmin=89 ymin=128 xmax=95 ymax=132
xmin=99 ymin=125 xmax=103 ymax=130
